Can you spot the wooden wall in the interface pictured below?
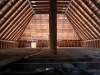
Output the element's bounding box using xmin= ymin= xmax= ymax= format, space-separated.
xmin=20 ymin=14 xmax=79 ymax=41
xmin=18 ymin=42 xmax=31 ymax=48
xmin=81 ymin=39 xmax=100 ymax=48
xmin=0 ymin=40 xmax=18 ymax=49
xmin=18 ymin=40 xmax=81 ymax=48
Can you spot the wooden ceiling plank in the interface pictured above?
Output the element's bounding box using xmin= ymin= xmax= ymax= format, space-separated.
xmin=82 ymin=0 xmax=100 ymax=19
xmin=65 ymin=0 xmax=73 ymax=12
xmin=0 ymin=0 xmax=18 ymax=19
xmin=30 ymin=0 xmax=70 ymax=1
xmin=5 ymin=8 xmax=32 ymax=40
xmin=67 ymin=12 xmax=88 ymax=40
xmin=33 ymin=8 xmax=66 ymax=10
xmin=15 ymin=16 xmax=33 ymax=41
xmin=67 ymin=10 xmax=91 ymax=40
xmin=32 ymin=5 xmax=67 ymax=8
xmin=79 ymin=0 xmax=100 ymax=26
xmin=31 ymin=2 xmax=69 ymax=4
xmin=70 ymin=3 xmax=99 ymax=39
xmin=75 ymin=0 xmax=100 ymax=36
xmin=36 ymin=11 xmax=64 ymax=14
xmin=0 ymin=0 xmax=9 ymax=10
xmin=91 ymin=0 xmax=100 ymax=9
xmin=27 ymin=0 xmax=35 ymax=13
xmin=10 ymin=12 xmax=33 ymax=41
xmin=12 ymin=17 xmax=32 ymax=41
xmin=66 ymin=14 xmax=82 ymax=41
xmin=8 ymin=11 xmax=33 ymax=41
xmin=0 ymin=0 xmax=24 ymax=30
xmin=34 ymin=9 xmax=66 ymax=11
xmin=1 ymin=1 xmax=29 ymax=40
xmin=67 ymin=13 xmax=89 ymax=39
xmin=69 ymin=19 xmax=85 ymax=40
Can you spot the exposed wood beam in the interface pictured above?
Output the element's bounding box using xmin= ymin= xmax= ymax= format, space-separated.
xmin=66 ymin=12 xmax=87 ymax=40
xmin=34 ymin=9 xmax=66 ymax=11
xmin=82 ymin=0 xmax=100 ymax=19
xmin=12 ymin=14 xmax=33 ymax=41
xmin=17 ymin=16 xmax=33 ymax=41
xmin=65 ymin=14 xmax=82 ymax=41
xmin=0 ymin=0 xmax=9 ymax=14
xmin=27 ymin=0 xmax=35 ymax=13
xmin=1 ymin=1 xmax=29 ymax=40
xmin=36 ymin=11 xmax=64 ymax=14
xmin=91 ymin=0 xmax=100 ymax=9
xmin=31 ymin=2 xmax=69 ymax=5
xmin=73 ymin=1 xmax=100 ymax=38
xmin=67 ymin=11 xmax=89 ymax=40
xmin=49 ymin=0 xmax=57 ymax=54
xmin=69 ymin=4 xmax=98 ymax=39
xmin=33 ymin=8 xmax=66 ymax=10
xmin=0 ymin=0 xmax=23 ymax=29
xmin=30 ymin=0 xmax=70 ymax=1
xmin=0 ymin=0 xmax=18 ymax=19
xmin=32 ymin=5 xmax=67 ymax=8
xmin=9 ymin=11 xmax=33 ymax=41
xmin=65 ymin=0 xmax=73 ymax=12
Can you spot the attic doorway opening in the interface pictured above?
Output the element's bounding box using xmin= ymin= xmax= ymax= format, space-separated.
xmin=28 ymin=40 xmax=38 ymax=48
xmin=31 ymin=42 xmax=36 ymax=48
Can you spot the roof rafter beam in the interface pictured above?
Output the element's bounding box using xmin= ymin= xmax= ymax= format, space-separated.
xmin=66 ymin=14 xmax=83 ymax=41
xmin=66 ymin=12 xmax=88 ymax=40
xmin=9 ymin=11 xmax=33 ymax=41
xmin=69 ymin=3 xmax=99 ymax=39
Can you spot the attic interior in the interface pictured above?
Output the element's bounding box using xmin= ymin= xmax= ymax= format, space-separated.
xmin=0 ymin=0 xmax=100 ymax=75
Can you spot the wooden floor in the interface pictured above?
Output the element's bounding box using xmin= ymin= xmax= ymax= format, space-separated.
xmin=0 ymin=47 xmax=100 ymax=75
xmin=0 ymin=47 xmax=100 ymax=59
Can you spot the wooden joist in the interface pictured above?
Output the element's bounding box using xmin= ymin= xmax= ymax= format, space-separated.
xmin=0 ymin=49 xmax=42 ymax=70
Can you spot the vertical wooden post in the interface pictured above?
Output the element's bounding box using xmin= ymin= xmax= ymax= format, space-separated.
xmin=0 ymin=41 xmax=1 ymax=49
xmin=49 ymin=0 xmax=57 ymax=54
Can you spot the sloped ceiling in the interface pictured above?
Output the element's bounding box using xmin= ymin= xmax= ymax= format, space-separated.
xmin=0 ymin=0 xmax=100 ymax=41
xmin=65 ymin=0 xmax=100 ymax=41
xmin=0 ymin=0 xmax=34 ymax=41
xmin=30 ymin=0 xmax=70 ymax=14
